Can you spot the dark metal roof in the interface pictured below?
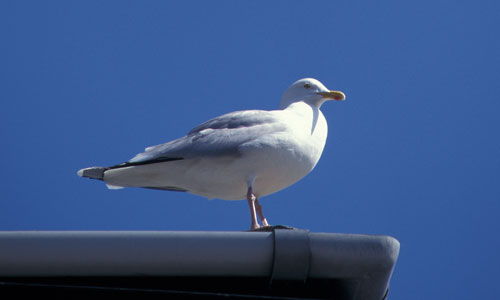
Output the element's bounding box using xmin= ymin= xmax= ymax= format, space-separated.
xmin=0 ymin=228 xmax=399 ymax=299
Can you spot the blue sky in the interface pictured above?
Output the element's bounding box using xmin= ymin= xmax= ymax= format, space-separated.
xmin=1 ymin=1 xmax=499 ymax=299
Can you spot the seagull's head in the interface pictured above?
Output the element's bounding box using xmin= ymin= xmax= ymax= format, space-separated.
xmin=280 ymin=78 xmax=345 ymax=109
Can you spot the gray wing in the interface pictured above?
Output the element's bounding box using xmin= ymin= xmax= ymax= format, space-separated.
xmin=126 ymin=109 xmax=286 ymax=165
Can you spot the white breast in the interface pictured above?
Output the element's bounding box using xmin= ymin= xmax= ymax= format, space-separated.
xmin=233 ymin=102 xmax=328 ymax=199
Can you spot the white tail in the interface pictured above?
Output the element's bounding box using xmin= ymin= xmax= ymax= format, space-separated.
xmin=106 ymin=183 xmax=124 ymax=190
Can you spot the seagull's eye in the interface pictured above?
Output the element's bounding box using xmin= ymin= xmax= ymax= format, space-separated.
xmin=304 ymin=83 xmax=311 ymax=89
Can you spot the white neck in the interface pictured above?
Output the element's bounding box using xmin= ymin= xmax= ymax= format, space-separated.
xmin=283 ymin=101 xmax=325 ymax=136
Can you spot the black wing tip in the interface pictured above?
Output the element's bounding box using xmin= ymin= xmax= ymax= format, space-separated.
xmin=108 ymin=157 xmax=184 ymax=169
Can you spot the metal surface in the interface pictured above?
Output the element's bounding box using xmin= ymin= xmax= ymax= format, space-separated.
xmin=0 ymin=229 xmax=400 ymax=300
xmin=271 ymin=228 xmax=311 ymax=281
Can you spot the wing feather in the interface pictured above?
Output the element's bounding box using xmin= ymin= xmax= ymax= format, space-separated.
xmin=128 ymin=109 xmax=287 ymax=164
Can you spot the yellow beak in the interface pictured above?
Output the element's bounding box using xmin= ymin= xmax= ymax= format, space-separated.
xmin=317 ymin=90 xmax=346 ymax=101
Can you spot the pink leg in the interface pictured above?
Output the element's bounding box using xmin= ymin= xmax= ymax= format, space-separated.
xmin=247 ymin=187 xmax=260 ymax=230
xmin=255 ymin=198 xmax=269 ymax=227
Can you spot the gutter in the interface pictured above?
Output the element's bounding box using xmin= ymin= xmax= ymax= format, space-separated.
xmin=0 ymin=229 xmax=399 ymax=300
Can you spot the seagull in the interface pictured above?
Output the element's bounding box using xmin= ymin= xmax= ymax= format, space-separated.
xmin=78 ymin=78 xmax=345 ymax=230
